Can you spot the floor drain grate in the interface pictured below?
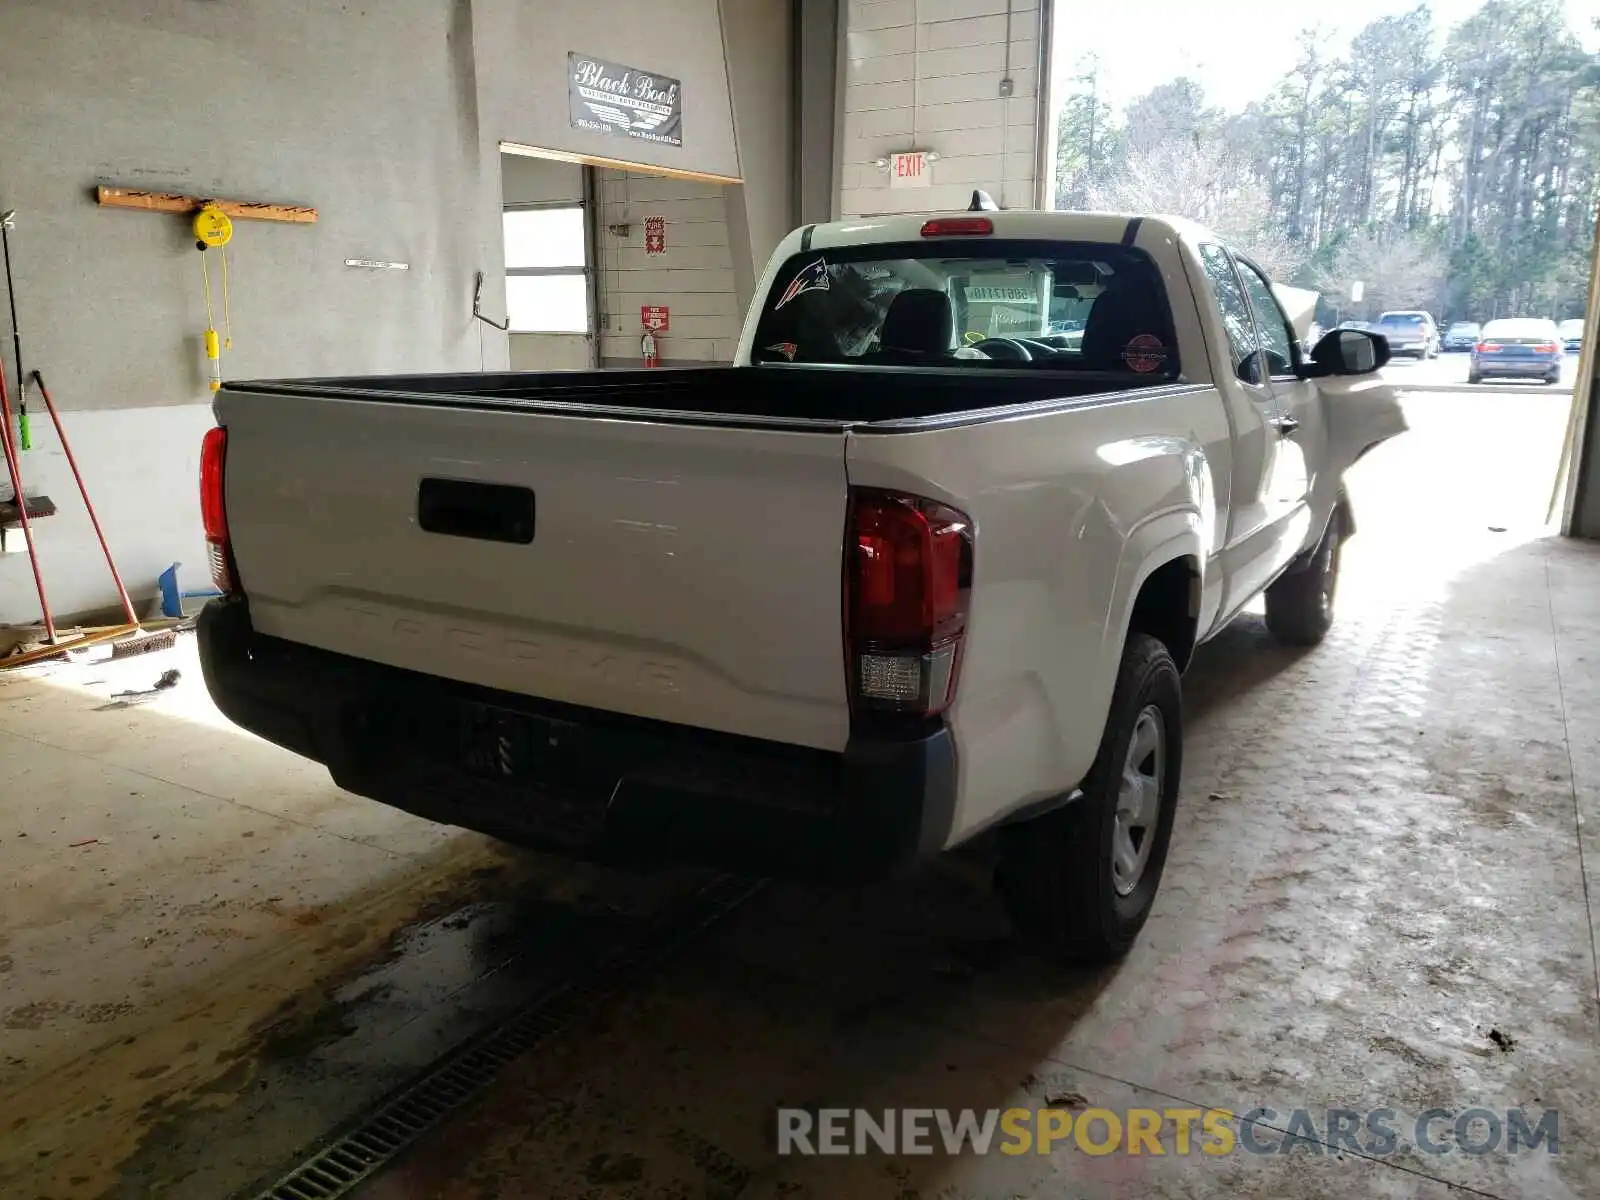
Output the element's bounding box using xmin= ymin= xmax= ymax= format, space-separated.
xmin=247 ymin=873 xmax=764 ymax=1200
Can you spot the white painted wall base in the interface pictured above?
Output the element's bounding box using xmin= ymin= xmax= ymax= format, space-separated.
xmin=1 ymin=405 xmax=215 ymax=625
xmin=509 ymin=334 xmax=595 ymax=371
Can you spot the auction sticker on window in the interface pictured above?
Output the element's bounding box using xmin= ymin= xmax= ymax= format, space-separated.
xmin=966 ymin=286 xmax=1036 ymax=304
xmin=1121 ymin=333 xmax=1167 ymax=373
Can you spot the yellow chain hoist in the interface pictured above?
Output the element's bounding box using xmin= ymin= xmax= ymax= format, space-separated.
xmin=192 ymin=204 xmax=235 ymax=392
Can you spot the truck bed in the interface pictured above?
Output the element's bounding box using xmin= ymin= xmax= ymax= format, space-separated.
xmin=214 ymin=365 xmax=1209 ymax=755
xmin=233 ymin=365 xmax=1191 ymax=428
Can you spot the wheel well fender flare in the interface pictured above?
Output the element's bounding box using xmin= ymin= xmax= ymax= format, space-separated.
xmin=1104 ymin=509 xmax=1205 ymax=684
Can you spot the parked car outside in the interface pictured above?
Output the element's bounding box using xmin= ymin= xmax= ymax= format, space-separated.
xmin=1443 ymin=321 xmax=1481 ymax=351
xmin=1375 ymin=310 xmax=1440 ymax=358
xmin=1559 ymin=319 xmax=1584 ymax=354
xmin=1468 ymin=317 xmax=1564 ymax=385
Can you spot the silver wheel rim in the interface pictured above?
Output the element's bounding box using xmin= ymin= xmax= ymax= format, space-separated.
xmin=1112 ymin=706 xmax=1166 ymax=896
xmin=1319 ymin=525 xmax=1341 ymax=622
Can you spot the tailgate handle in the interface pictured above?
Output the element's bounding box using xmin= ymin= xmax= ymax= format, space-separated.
xmin=417 ymin=478 xmax=535 ymax=544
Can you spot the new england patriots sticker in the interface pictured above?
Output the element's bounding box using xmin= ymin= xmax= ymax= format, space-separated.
xmin=774 ymin=258 xmax=830 ymax=309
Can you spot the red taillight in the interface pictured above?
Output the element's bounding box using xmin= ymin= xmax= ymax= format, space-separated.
xmin=1476 ymin=342 xmax=1498 ymax=353
xmin=920 ymin=217 xmax=993 ymax=237
xmin=845 ymin=488 xmax=973 ymax=718
xmin=1534 ymin=343 xmax=1559 ymax=353
xmin=199 ymin=426 xmax=234 ymax=593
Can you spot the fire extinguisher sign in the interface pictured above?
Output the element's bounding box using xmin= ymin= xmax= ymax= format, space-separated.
xmin=644 ymin=215 xmax=666 ymax=255
xmin=641 ymin=305 xmax=670 ymax=332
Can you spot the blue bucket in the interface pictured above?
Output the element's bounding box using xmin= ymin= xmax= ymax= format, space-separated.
xmin=158 ymin=563 xmax=222 ymax=618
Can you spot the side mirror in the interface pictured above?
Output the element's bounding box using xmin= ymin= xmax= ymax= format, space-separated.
xmin=1301 ymin=329 xmax=1390 ymax=378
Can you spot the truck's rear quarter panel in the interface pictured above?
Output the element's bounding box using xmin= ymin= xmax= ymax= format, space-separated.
xmin=846 ymin=385 xmax=1230 ymax=842
xmin=217 ymin=389 xmax=852 ymax=751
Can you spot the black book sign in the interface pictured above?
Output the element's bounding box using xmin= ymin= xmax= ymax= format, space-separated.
xmin=568 ymin=53 xmax=683 ymax=146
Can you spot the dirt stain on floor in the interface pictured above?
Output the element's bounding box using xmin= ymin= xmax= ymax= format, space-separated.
xmin=0 ymin=837 xmax=531 ymax=1200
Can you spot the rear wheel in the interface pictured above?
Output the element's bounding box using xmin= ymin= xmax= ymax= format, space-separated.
xmin=996 ymin=634 xmax=1182 ymax=964
xmin=1264 ymin=505 xmax=1342 ymax=646
xmin=1468 ymin=370 xmax=1483 ymax=385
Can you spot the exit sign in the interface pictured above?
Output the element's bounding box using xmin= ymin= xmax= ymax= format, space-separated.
xmin=889 ymin=151 xmax=931 ymax=188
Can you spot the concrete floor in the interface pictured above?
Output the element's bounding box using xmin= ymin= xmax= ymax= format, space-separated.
xmin=2 ymin=390 xmax=1598 ymax=1198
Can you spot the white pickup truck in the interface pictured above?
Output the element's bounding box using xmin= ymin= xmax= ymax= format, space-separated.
xmin=197 ymin=200 xmax=1406 ymax=962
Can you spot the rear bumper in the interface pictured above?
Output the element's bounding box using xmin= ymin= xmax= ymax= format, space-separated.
xmin=197 ymin=598 xmax=956 ymax=880
xmin=1472 ymin=358 xmax=1560 ymax=377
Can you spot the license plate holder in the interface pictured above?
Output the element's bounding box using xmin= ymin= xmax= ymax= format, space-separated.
xmin=455 ymin=699 xmax=579 ymax=783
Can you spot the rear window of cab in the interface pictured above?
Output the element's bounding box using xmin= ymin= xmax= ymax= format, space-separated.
xmin=750 ymin=239 xmax=1180 ymax=378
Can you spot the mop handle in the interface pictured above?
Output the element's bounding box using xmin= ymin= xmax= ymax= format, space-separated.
xmin=30 ymin=370 xmax=138 ymax=626
xmin=0 ymin=222 xmax=26 ymax=451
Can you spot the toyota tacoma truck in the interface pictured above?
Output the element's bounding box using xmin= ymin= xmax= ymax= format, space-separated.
xmin=196 ymin=201 xmax=1406 ymax=962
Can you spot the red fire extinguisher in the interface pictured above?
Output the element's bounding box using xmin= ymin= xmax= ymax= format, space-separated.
xmin=641 ymin=327 xmax=660 ymax=368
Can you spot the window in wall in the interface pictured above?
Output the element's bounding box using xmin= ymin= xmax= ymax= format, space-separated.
xmin=503 ymin=205 xmax=590 ymax=333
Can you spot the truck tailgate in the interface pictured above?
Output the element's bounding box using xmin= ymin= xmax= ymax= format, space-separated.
xmin=216 ymin=389 xmax=852 ymax=752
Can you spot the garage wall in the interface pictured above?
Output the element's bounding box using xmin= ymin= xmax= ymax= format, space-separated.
xmin=593 ymin=172 xmax=742 ymax=366
xmin=719 ymin=0 xmax=795 ymax=314
xmin=474 ymin=0 xmax=740 ymax=182
xmin=0 ymin=0 xmax=491 ymax=415
xmin=838 ymin=0 xmax=1043 ymax=216
xmin=0 ymin=0 xmax=497 ymax=625
xmin=796 ymin=0 xmax=844 ymax=225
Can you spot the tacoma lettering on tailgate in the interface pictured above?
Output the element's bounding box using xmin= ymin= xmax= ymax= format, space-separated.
xmin=340 ymin=602 xmax=681 ymax=695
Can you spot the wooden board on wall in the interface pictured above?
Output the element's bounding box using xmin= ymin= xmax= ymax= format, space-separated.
xmin=96 ymin=186 xmax=318 ymax=224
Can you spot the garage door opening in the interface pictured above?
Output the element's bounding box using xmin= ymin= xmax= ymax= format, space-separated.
xmin=1048 ymin=0 xmax=1600 ymax=555
xmin=499 ymin=142 xmax=742 ymax=371
xmin=589 ymin=167 xmax=743 ymax=368
xmin=499 ymin=153 xmax=597 ymax=371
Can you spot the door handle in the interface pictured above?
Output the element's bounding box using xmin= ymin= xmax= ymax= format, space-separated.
xmin=1269 ymin=415 xmax=1301 ymax=437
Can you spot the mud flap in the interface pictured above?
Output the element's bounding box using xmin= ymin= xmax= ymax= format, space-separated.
xmin=1336 ymin=490 xmax=1356 ymax=539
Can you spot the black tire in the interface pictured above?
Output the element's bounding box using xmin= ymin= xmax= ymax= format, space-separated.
xmin=1264 ymin=505 xmax=1342 ymax=646
xmin=1468 ymin=372 xmax=1482 ymax=385
xmin=1544 ymin=373 xmax=1559 ymax=386
xmin=995 ymin=634 xmax=1182 ymax=964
